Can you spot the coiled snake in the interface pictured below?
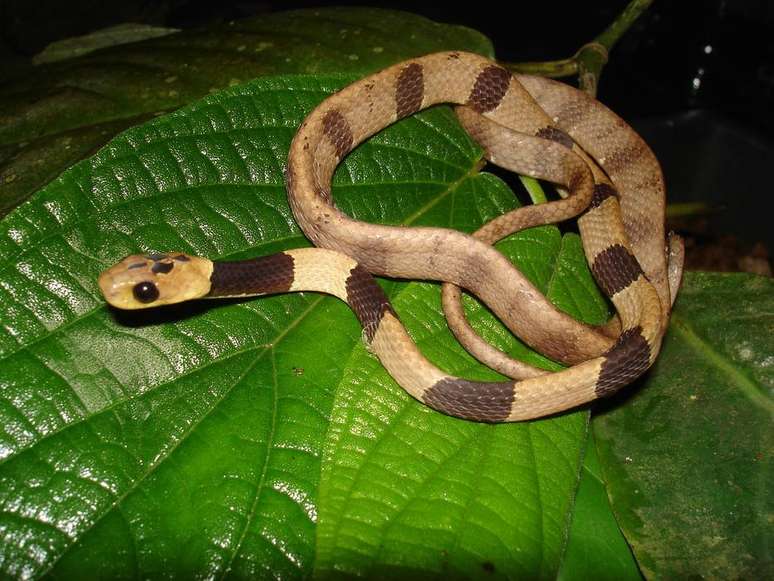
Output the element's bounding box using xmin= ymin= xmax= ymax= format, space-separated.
xmin=99 ymin=52 xmax=683 ymax=422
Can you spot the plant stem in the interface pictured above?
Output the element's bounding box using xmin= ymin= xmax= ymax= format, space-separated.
xmin=519 ymin=176 xmax=547 ymax=205
xmin=666 ymin=202 xmax=713 ymax=218
xmin=505 ymin=57 xmax=577 ymax=79
xmin=503 ymin=0 xmax=653 ymax=202
xmin=595 ymin=0 xmax=654 ymax=51
xmin=502 ymin=0 xmax=653 ymax=96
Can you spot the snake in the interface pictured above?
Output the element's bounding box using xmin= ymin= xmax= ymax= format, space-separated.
xmin=99 ymin=51 xmax=682 ymax=422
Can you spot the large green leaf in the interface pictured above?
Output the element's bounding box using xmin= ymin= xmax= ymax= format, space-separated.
xmin=0 ymin=66 xmax=614 ymax=577
xmin=594 ymin=272 xmax=773 ymax=579
xmin=313 ymin=230 xmax=611 ymax=579
xmin=0 ymin=7 xmax=491 ymax=215
xmin=3 ymin=8 xmax=767 ymax=578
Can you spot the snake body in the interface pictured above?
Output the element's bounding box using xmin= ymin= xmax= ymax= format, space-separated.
xmin=99 ymin=52 xmax=680 ymax=422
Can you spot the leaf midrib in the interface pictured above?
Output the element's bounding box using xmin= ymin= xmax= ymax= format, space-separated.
xmin=670 ymin=314 xmax=773 ymax=414
xmin=219 ymin=348 xmax=281 ymax=579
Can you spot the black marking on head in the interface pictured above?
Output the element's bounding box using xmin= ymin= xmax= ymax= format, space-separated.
xmin=208 ymin=252 xmax=295 ymax=297
xmin=591 ymin=244 xmax=644 ymax=297
xmin=590 ymin=183 xmax=619 ymax=209
xmin=468 ymin=65 xmax=511 ymax=113
xmin=151 ymin=261 xmax=174 ymax=274
xmin=345 ymin=264 xmax=395 ymax=343
xmin=173 ymin=254 xmax=190 ymax=262
xmin=133 ymin=281 xmax=159 ymax=304
xmin=423 ymin=377 xmax=514 ymax=422
xmin=536 ymin=126 xmax=574 ymax=149
xmin=128 ymin=262 xmax=146 ymax=270
xmin=595 ymin=326 xmax=651 ymax=397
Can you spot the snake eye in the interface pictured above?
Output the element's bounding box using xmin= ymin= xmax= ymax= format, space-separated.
xmin=133 ymin=281 xmax=159 ymax=304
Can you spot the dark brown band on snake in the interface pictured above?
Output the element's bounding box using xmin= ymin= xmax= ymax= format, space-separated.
xmin=536 ymin=126 xmax=574 ymax=149
xmin=591 ymin=244 xmax=645 ymax=298
xmin=595 ymin=326 xmax=651 ymax=397
xmin=468 ymin=65 xmax=511 ymax=113
xmin=590 ymin=183 xmax=619 ymax=209
xmin=396 ymin=63 xmax=425 ymax=119
xmin=100 ymin=52 xmax=680 ymax=422
xmin=281 ymin=51 xmax=676 ymax=420
xmin=345 ymin=264 xmax=396 ymax=342
xmin=322 ymin=110 xmax=354 ymax=159
xmin=208 ymin=253 xmax=295 ymax=297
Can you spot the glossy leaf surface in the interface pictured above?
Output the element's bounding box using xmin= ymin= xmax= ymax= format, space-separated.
xmin=594 ymin=272 xmax=773 ymax=580
xmin=0 ymin=70 xmax=608 ymax=578
xmin=0 ymin=7 xmax=491 ymax=214
xmin=2 ymin=8 xmax=766 ymax=579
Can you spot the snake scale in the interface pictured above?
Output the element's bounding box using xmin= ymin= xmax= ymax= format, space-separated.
xmin=100 ymin=51 xmax=682 ymax=422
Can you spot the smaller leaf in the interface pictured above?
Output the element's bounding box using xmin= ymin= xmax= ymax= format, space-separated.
xmin=32 ymin=24 xmax=180 ymax=65
xmin=558 ymin=436 xmax=641 ymax=581
xmin=0 ymin=7 xmax=492 ymax=215
xmin=594 ymin=272 xmax=773 ymax=579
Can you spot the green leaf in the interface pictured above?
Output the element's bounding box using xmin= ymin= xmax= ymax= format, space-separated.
xmin=0 ymin=62 xmax=613 ymax=577
xmin=32 ymin=23 xmax=180 ymax=65
xmin=0 ymin=7 xmax=491 ymax=215
xmin=7 ymin=10 xmax=765 ymax=577
xmin=314 ymin=227 xmax=611 ymax=578
xmin=557 ymin=437 xmax=641 ymax=581
xmin=594 ymin=272 xmax=773 ymax=579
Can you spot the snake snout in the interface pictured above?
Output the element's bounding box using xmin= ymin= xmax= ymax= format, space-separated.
xmin=99 ymin=252 xmax=215 ymax=309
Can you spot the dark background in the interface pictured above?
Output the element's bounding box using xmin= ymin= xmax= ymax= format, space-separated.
xmin=3 ymin=0 xmax=771 ymax=131
xmin=2 ymin=0 xmax=772 ymax=269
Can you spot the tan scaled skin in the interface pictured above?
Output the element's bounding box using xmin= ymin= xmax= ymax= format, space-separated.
xmin=286 ymin=51 xmax=682 ymax=372
xmin=98 ymin=253 xmax=213 ymax=310
xmin=98 ymin=238 xmax=661 ymax=422
xmin=99 ymin=52 xmax=679 ymax=422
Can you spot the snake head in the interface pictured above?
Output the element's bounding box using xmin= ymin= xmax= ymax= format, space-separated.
xmin=98 ymin=252 xmax=213 ymax=309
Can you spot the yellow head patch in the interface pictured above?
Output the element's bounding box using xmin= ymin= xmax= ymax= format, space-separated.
xmin=98 ymin=252 xmax=213 ymax=309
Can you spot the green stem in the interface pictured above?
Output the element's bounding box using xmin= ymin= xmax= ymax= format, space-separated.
xmin=595 ymin=0 xmax=654 ymax=51
xmin=519 ymin=176 xmax=547 ymax=205
xmin=501 ymin=0 xmax=653 ymax=96
xmin=507 ymin=57 xmax=577 ymax=78
xmin=580 ymin=0 xmax=653 ymax=95
xmin=576 ymin=42 xmax=608 ymax=97
xmin=503 ymin=0 xmax=653 ymax=202
xmin=666 ymin=202 xmax=714 ymax=218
